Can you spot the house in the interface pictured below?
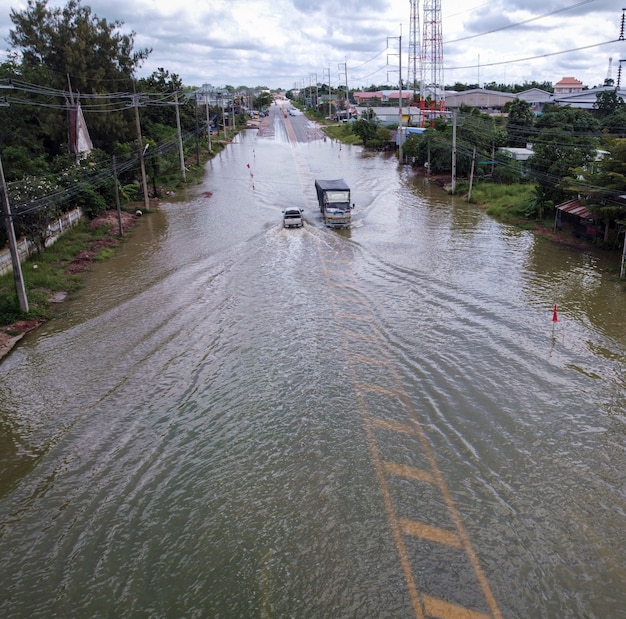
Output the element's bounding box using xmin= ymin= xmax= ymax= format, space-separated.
xmin=554 ymin=77 xmax=583 ymax=95
xmin=497 ymin=147 xmax=533 ymax=161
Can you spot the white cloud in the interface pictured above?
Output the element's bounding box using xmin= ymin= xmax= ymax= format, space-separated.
xmin=0 ymin=0 xmax=623 ymax=89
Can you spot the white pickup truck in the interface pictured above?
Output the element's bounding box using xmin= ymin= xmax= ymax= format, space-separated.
xmin=282 ymin=207 xmax=304 ymax=228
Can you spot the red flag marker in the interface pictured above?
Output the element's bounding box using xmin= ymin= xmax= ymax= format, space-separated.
xmin=552 ymin=304 xmax=559 ymax=322
xmin=246 ymin=163 xmax=250 ymax=168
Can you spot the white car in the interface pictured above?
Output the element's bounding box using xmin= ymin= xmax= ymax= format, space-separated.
xmin=282 ymin=207 xmax=304 ymax=228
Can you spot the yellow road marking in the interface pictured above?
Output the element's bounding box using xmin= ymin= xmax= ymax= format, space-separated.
xmin=286 ymin=129 xmax=502 ymax=619
xmin=401 ymin=518 xmax=462 ymax=548
xmin=371 ymin=416 xmax=421 ymax=436
xmin=423 ymin=595 xmax=493 ymax=619
xmin=383 ymin=461 xmax=435 ymax=484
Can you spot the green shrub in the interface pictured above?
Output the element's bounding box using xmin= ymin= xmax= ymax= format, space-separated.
xmin=77 ymin=183 xmax=108 ymax=219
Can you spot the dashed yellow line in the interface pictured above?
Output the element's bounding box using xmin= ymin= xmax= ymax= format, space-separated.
xmin=283 ymin=121 xmax=502 ymax=619
xmin=316 ymin=244 xmax=503 ymax=619
xmin=383 ymin=461 xmax=435 ymax=484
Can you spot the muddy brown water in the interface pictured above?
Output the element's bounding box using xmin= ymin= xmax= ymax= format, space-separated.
xmin=1 ymin=108 xmax=624 ymax=618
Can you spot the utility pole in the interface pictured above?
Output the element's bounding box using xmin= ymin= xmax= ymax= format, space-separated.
xmin=132 ymin=93 xmax=150 ymax=211
xmin=398 ymin=32 xmax=403 ymax=165
xmin=194 ymin=93 xmax=200 ymax=166
xmin=387 ymin=31 xmax=403 ymax=164
xmin=621 ymin=226 xmax=626 ymax=278
xmin=221 ymin=94 xmax=227 ymax=140
xmin=112 ymin=155 xmax=124 ymax=237
xmin=174 ymin=91 xmax=186 ymax=181
xmin=324 ymin=66 xmax=332 ymax=118
xmin=451 ymin=109 xmax=457 ymax=194
xmin=467 ymin=146 xmax=476 ymax=201
xmin=205 ymin=97 xmax=212 ymax=152
xmin=0 ymin=153 xmax=28 ymax=312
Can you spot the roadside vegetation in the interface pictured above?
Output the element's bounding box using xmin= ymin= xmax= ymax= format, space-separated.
xmin=314 ymin=91 xmax=626 ymax=252
xmin=0 ymin=216 xmax=120 ymax=327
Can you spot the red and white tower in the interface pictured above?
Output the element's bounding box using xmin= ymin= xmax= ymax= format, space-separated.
xmin=421 ymin=0 xmax=445 ymax=108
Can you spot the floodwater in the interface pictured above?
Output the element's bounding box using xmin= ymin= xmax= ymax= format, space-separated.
xmin=1 ymin=107 xmax=624 ymax=618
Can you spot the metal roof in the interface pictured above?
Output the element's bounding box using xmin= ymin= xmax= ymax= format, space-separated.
xmin=556 ymin=199 xmax=592 ymax=219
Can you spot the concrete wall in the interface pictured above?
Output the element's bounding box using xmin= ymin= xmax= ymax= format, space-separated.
xmin=0 ymin=207 xmax=83 ymax=276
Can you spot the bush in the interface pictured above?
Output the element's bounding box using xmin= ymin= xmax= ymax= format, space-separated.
xmin=76 ymin=183 xmax=108 ymax=218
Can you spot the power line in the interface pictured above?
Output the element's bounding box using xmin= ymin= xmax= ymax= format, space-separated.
xmin=445 ymin=38 xmax=618 ymax=72
xmin=445 ymin=0 xmax=597 ymax=45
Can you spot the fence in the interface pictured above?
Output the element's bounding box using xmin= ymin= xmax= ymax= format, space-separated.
xmin=0 ymin=207 xmax=83 ymax=276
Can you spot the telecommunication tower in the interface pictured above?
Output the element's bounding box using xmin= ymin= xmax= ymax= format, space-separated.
xmin=408 ymin=0 xmax=421 ymax=102
xmin=421 ymin=0 xmax=444 ymax=106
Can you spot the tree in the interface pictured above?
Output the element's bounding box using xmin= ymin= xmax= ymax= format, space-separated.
xmin=351 ymin=118 xmax=378 ymax=146
xmin=561 ymin=137 xmax=626 ymax=243
xmin=528 ymin=105 xmax=600 ymax=209
xmin=8 ymin=0 xmax=151 ymax=154
xmin=601 ymin=106 xmax=626 ymax=136
xmin=505 ymin=99 xmax=534 ymax=147
xmin=254 ymin=91 xmax=273 ymax=110
xmin=594 ymin=90 xmax=625 ymax=118
xmin=404 ymin=126 xmax=455 ymax=174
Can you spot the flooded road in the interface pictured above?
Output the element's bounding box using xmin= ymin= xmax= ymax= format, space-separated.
xmin=1 ymin=105 xmax=625 ymax=618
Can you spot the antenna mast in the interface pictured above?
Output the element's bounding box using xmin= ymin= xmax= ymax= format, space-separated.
xmin=408 ymin=0 xmax=421 ymax=103
xmin=421 ymin=0 xmax=444 ymax=107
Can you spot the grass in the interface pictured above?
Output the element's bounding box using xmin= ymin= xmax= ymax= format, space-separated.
xmin=465 ymin=181 xmax=538 ymax=225
xmin=0 ymin=219 xmax=117 ymax=326
xmin=321 ymin=123 xmax=363 ymax=145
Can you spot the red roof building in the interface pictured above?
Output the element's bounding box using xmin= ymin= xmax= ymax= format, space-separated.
xmin=554 ymin=77 xmax=583 ymax=95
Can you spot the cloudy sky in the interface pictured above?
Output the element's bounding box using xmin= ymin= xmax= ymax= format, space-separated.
xmin=0 ymin=0 xmax=623 ymax=91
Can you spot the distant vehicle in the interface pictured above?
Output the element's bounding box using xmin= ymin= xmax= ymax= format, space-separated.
xmin=282 ymin=207 xmax=304 ymax=228
xmin=314 ymin=179 xmax=353 ymax=228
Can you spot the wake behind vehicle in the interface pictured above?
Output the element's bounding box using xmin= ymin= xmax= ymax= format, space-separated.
xmin=314 ymin=179 xmax=353 ymax=228
xmin=282 ymin=207 xmax=304 ymax=228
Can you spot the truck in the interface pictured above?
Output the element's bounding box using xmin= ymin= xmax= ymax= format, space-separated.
xmin=314 ymin=179 xmax=353 ymax=228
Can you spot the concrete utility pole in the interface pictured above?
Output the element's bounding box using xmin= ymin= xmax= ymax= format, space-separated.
xmin=132 ymin=93 xmax=150 ymax=211
xmin=451 ymin=109 xmax=457 ymax=194
xmin=205 ymin=97 xmax=212 ymax=152
xmin=324 ymin=66 xmax=332 ymax=118
xmin=112 ymin=155 xmax=124 ymax=237
xmin=0 ymin=154 xmax=29 ymax=312
xmin=398 ymin=32 xmax=403 ymax=165
xmin=387 ymin=31 xmax=403 ymax=164
xmin=221 ymin=95 xmax=227 ymax=140
xmin=174 ymin=91 xmax=186 ymax=181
